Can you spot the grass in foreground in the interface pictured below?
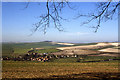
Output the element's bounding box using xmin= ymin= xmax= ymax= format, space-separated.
xmin=2 ymin=58 xmax=119 ymax=79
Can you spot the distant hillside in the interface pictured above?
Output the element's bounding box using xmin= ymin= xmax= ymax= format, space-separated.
xmin=2 ymin=42 xmax=70 ymax=57
xmin=2 ymin=42 xmax=70 ymax=49
xmin=3 ymin=41 xmax=118 ymax=57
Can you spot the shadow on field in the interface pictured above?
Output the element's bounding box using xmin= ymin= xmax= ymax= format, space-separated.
xmin=2 ymin=72 xmax=120 ymax=80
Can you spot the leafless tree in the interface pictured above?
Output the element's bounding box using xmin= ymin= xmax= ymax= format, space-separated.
xmin=25 ymin=0 xmax=119 ymax=34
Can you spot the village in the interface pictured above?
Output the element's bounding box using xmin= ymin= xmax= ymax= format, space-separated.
xmin=2 ymin=48 xmax=120 ymax=63
xmin=2 ymin=51 xmax=80 ymax=62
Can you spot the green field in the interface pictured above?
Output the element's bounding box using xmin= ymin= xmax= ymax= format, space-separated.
xmin=2 ymin=42 xmax=68 ymax=57
xmin=52 ymin=56 xmax=120 ymax=63
xmin=34 ymin=48 xmax=61 ymax=53
xmin=3 ymin=42 xmax=69 ymax=49
xmin=2 ymin=58 xmax=120 ymax=79
xmin=2 ymin=44 xmax=14 ymax=57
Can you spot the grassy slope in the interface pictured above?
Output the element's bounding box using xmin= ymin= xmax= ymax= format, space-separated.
xmin=9 ymin=42 xmax=69 ymax=49
xmin=34 ymin=48 xmax=61 ymax=53
xmin=2 ymin=42 xmax=68 ymax=57
xmin=52 ymin=56 xmax=120 ymax=63
xmin=2 ymin=44 xmax=14 ymax=57
xmin=2 ymin=60 xmax=119 ymax=79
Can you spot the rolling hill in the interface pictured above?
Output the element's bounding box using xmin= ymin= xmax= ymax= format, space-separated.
xmin=2 ymin=41 xmax=71 ymax=57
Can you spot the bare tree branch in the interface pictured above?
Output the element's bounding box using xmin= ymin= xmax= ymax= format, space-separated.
xmin=32 ymin=0 xmax=73 ymax=34
xmin=75 ymin=1 xmax=119 ymax=32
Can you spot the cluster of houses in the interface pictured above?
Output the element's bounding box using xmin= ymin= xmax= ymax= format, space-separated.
xmin=2 ymin=52 xmax=119 ymax=62
xmin=2 ymin=53 xmax=49 ymax=62
xmin=2 ymin=52 xmax=81 ymax=62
